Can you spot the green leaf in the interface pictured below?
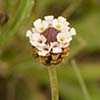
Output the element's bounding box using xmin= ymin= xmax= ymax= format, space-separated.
xmin=0 ymin=0 xmax=34 ymax=47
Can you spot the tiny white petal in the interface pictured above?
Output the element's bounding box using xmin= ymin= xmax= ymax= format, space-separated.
xmin=29 ymin=40 xmax=36 ymax=46
xmin=41 ymin=35 xmax=47 ymax=42
xmin=31 ymin=33 xmax=40 ymax=40
xmin=33 ymin=19 xmax=42 ymax=27
xmin=50 ymin=42 xmax=58 ymax=47
xmin=44 ymin=15 xmax=54 ymax=22
xmin=58 ymin=16 xmax=66 ymax=22
xmin=38 ymin=50 xmax=48 ymax=56
xmin=53 ymin=19 xmax=58 ymax=25
xmin=52 ymin=48 xmax=62 ymax=53
xmin=42 ymin=20 xmax=48 ymax=28
xmin=59 ymin=43 xmax=70 ymax=48
xmin=60 ymin=27 xmax=69 ymax=33
xmin=38 ymin=44 xmax=51 ymax=56
xmin=70 ymin=28 xmax=76 ymax=36
xmin=50 ymin=42 xmax=62 ymax=53
xmin=64 ymin=43 xmax=70 ymax=47
xmin=32 ymin=28 xmax=39 ymax=33
xmin=58 ymin=16 xmax=69 ymax=25
xmin=36 ymin=45 xmax=45 ymax=51
xmin=66 ymin=36 xmax=72 ymax=43
xmin=26 ymin=30 xmax=32 ymax=37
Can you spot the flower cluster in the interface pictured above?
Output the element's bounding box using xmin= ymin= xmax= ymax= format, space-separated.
xmin=26 ymin=16 xmax=76 ymax=65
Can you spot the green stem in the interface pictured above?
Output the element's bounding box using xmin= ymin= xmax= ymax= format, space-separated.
xmin=71 ymin=60 xmax=91 ymax=100
xmin=47 ymin=66 xmax=58 ymax=100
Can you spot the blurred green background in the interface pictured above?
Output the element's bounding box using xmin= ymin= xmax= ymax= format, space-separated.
xmin=0 ymin=0 xmax=100 ymax=100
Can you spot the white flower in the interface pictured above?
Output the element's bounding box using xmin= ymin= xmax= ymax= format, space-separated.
xmin=52 ymin=19 xmax=63 ymax=30
xmin=58 ymin=16 xmax=69 ymax=26
xmin=57 ymin=32 xmax=72 ymax=44
xmin=26 ymin=15 xmax=76 ymax=57
xmin=70 ymin=28 xmax=76 ymax=36
xmin=33 ymin=19 xmax=48 ymax=32
xmin=38 ymin=45 xmax=51 ymax=56
xmin=51 ymin=42 xmax=62 ymax=53
xmin=52 ymin=16 xmax=69 ymax=30
xmin=29 ymin=33 xmax=46 ymax=47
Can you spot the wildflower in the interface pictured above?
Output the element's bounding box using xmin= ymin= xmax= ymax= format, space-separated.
xmin=26 ymin=16 xmax=76 ymax=65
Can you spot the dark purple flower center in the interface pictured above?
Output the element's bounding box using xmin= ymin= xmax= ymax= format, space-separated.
xmin=41 ymin=27 xmax=60 ymax=44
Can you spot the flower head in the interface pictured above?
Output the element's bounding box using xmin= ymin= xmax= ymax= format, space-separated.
xmin=26 ymin=16 xmax=76 ymax=65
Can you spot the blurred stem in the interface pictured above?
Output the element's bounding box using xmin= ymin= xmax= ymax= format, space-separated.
xmin=0 ymin=0 xmax=34 ymax=47
xmin=61 ymin=0 xmax=82 ymax=18
xmin=71 ymin=59 xmax=91 ymax=100
xmin=47 ymin=66 xmax=58 ymax=100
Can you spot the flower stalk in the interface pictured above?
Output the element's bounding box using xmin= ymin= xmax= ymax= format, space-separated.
xmin=26 ymin=16 xmax=76 ymax=100
xmin=71 ymin=60 xmax=91 ymax=100
xmin=47 ymin=66 xmax=58 ymax=100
